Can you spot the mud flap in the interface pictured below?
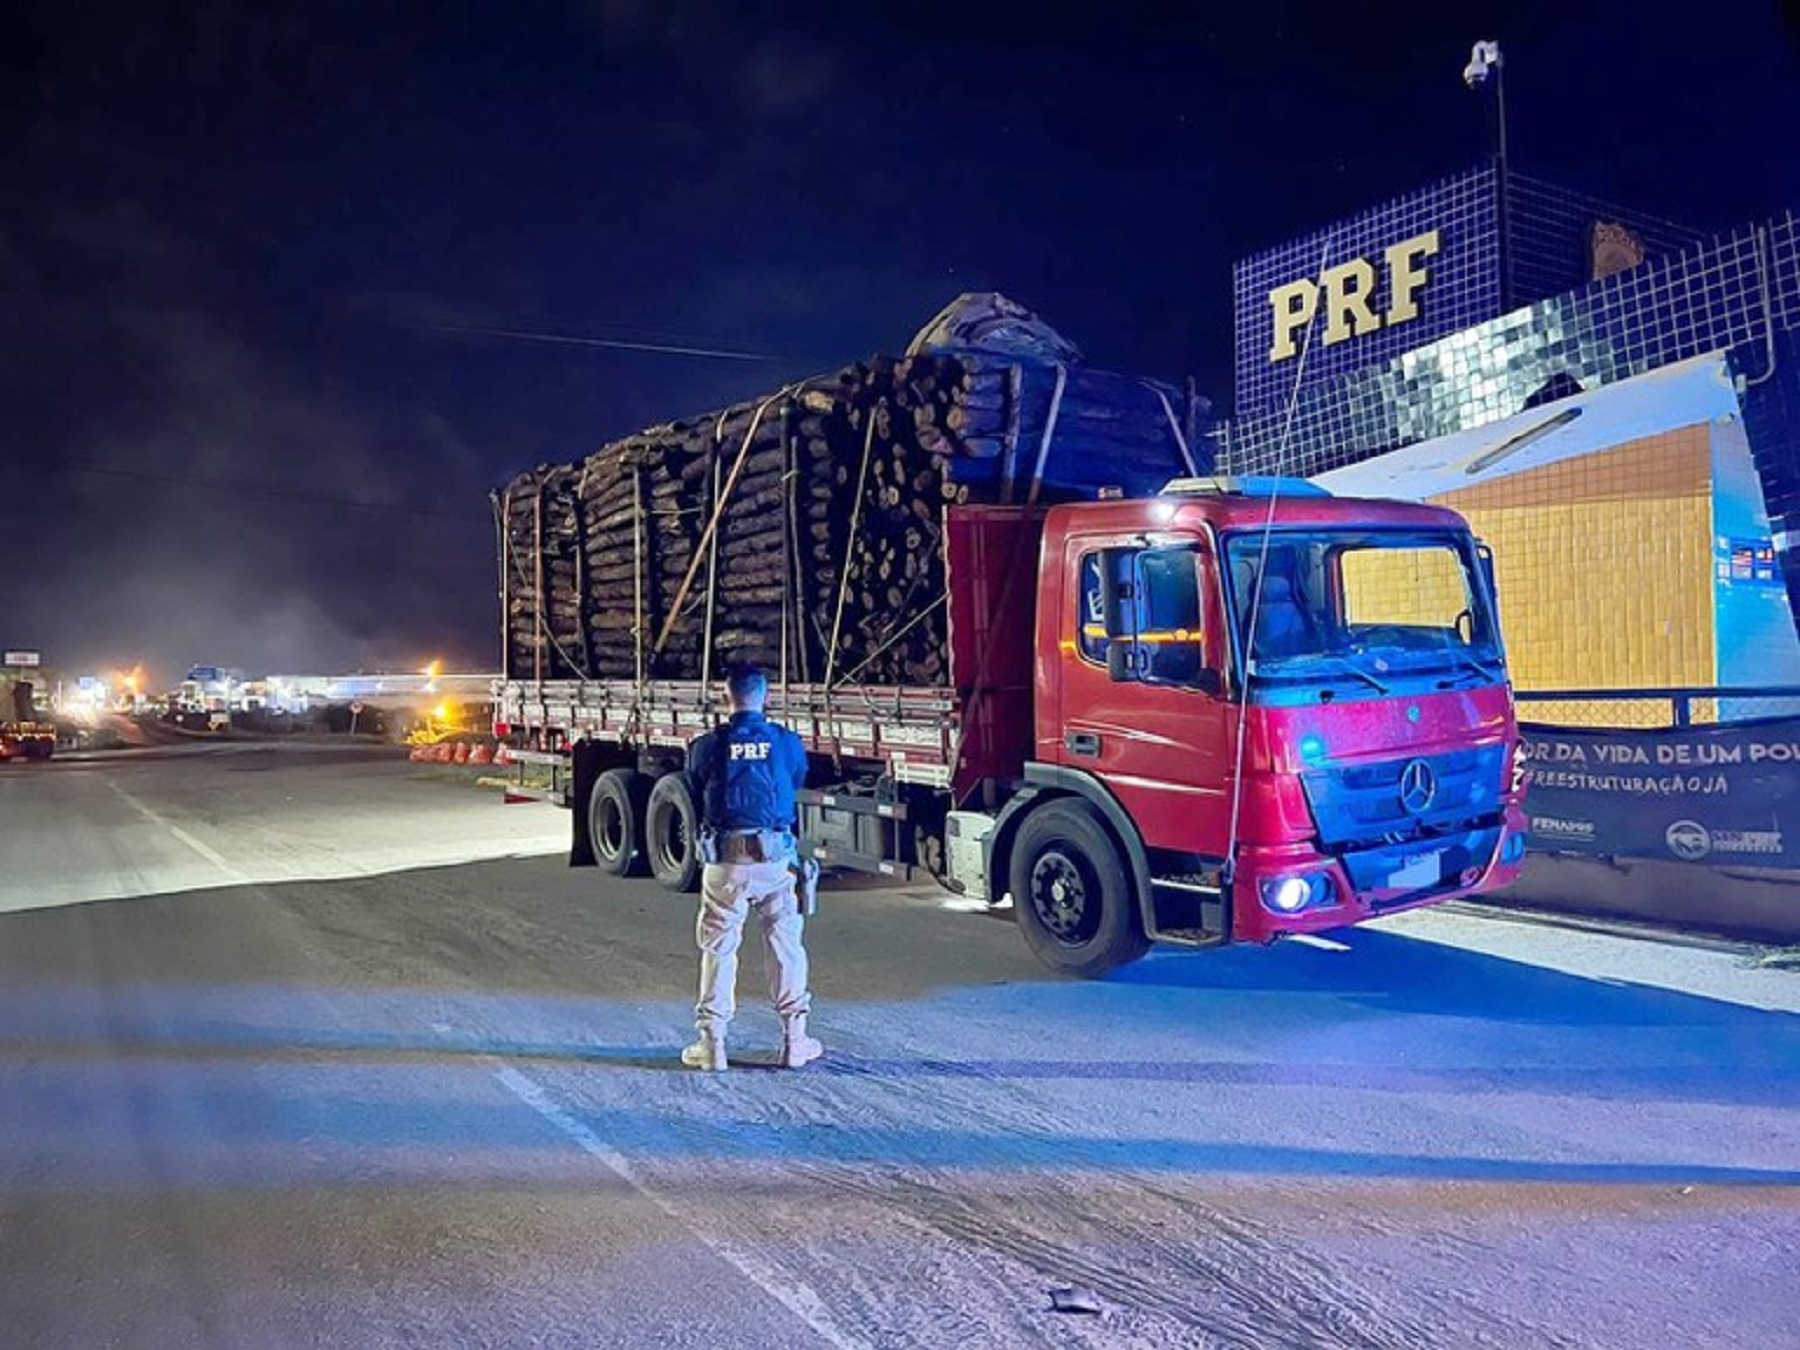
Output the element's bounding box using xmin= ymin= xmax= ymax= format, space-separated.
xmin=569 ymin=740 xmax=603 ymax=867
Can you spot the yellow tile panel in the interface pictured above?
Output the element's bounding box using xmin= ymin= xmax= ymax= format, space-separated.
xmin=1428 ymin=426 xmax=1715 ymax=727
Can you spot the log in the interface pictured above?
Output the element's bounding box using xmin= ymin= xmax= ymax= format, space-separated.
xmin=503 ymin=337 xmax=1205 ymax=686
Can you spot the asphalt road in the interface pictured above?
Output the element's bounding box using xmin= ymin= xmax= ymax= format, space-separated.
xmin=2 ymin=740 xmax=1797 ymax=1348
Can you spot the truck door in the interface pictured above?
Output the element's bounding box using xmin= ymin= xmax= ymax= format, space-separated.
xmin=1056 ymin=538 xmax=1235 ymax=866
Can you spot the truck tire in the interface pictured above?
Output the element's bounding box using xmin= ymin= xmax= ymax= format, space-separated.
xmin=646 ymin=772 xmax=702 ymax=894
xmin=589 ymin=768 xmax=651 ymax=877
xmin=1010 ymin=798 xmax=1150 ymax=978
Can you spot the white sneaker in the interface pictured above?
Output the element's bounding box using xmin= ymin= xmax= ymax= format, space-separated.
xmin=681 ymin=1033 xmax=727 ymax=1072
xmin=779 ymin=1015 xmax=823 ymax=1069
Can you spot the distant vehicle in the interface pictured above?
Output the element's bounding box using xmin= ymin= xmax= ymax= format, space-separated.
xmin=1 ymin=679 xmax=55 ymax=762
xmin=170 ymin=664 xmax=241 ymax=710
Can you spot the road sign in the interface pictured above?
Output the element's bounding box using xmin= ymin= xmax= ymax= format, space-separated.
xmin=4 ymin=650 xmax=40 ymax=667
xmin=350 ymin=700 xmax=365 ymax=715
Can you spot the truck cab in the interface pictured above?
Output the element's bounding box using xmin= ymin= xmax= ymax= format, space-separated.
xmin=988 ymin=477 xmax=1528 ymax=973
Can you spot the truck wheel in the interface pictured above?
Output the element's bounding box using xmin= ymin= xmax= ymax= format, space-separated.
xmin=589 ymin=768 xmax=651 ymax=877
xmin=1010 ymin=799 xmax=1149 ymax=978
xmin=646 ymin=772 xmax=702 ymax=893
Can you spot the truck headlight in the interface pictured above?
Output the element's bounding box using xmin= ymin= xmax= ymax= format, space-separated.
xmin=1260 ymin=873 xmax=1334 ymax=914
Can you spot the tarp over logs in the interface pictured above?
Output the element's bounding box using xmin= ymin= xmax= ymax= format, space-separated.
xmin=495 ymin=294 xmax=1212 ymax=686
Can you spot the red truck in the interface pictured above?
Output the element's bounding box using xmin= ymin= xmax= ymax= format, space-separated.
xmin=495 ymin=472 xmax=1527 ymax=977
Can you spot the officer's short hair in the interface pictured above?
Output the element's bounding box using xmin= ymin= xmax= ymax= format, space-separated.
xmin=725 ymin=662 xmax=768 ymax=704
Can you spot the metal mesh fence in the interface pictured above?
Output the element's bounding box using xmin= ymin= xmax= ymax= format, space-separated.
xmin=1517 ymin=688 xmax=1800 ymax=729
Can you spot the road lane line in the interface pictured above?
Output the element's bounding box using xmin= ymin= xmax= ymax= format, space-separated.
xmin=494 ymin=1066 xmax=870 ymax=1350
xmin=107 ymin=782 xmax=252 ymax=884
xmin=166 ymin=824 xmax=237 ymax=873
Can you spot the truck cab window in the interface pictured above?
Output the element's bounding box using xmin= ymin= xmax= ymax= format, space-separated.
xmin=1136 ymin=548 xmax=1204 ymax=684
xmin=1079 ymin=548 xmax=1205 ymax=685
xmin=1078 ymin=553 xmax=1111 ymax=663
xmin=1232 ymin=547 xmax=1322 ymax=660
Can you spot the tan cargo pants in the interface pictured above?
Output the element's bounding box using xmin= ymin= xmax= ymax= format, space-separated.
xmin=694 ymin=856 xmax=812 ymax=1034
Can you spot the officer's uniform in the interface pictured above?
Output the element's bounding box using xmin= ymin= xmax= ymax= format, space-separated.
xmin=683 ymin=708 xmax=817 ymax=1069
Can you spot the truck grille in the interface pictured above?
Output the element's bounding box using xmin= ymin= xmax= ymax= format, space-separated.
xmin=1300 ymin=745 xmax=1505 ymax=848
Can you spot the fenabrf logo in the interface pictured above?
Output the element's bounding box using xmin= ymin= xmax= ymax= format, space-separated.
xmin=1531 ymin=816 xmax=1595 ymax=841
xmin=1665 ymin=819 xmax=1712 ymax=862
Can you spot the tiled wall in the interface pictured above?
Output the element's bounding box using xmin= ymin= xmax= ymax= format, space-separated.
xmin=1229 ymin=218 xmax=1797 ymax=475
xmin=1232 ymin=164 xmax=1706 ymax=422
xmin=1338 ymin=547 xmax=1467 ymax=628
xmin=1737 ymin=325 xmax=1800 ymax=572
xmin=1226 ymin=211 xmax=1800 ymax=637
xmin=1504 ymin=172 xmax=1704 ymax=311
xmin=1233 ymin=166 xmax=1503 ymax=418
xmin=1431 ymin=428 xmax=1715 ymax=720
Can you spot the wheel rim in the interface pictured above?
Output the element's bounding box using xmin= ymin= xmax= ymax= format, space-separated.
xmin=596 ymin=798 xmax=627 ymax=860
xmin=1029 ymin=850 xmax=1100 ymax=944
xmin=658 ymin=805 xmax=691 ymax=872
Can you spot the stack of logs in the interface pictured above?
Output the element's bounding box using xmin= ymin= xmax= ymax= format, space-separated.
xmin=497 ymin=350 xmax=1206 ymax=686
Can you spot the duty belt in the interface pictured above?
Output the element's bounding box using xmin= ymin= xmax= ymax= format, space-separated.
xmin=705 ymin=828 xmax=795 ymax=864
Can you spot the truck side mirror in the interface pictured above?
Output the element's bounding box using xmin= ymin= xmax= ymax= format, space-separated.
xmin=1107 ymin=641 xmax=1143 ymax=682
xmin=1098 ymin=548 xmax=1137 ymax=640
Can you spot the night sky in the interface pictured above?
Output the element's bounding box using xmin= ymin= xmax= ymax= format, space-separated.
xmin=5 ymin=1 xmax=1797 ymax=688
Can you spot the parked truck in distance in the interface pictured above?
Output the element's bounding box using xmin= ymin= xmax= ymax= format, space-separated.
xmin=1 ymin=678 xmax=55 ymax=761
xmin=491 ymin=297 xmax=1527 ymax=976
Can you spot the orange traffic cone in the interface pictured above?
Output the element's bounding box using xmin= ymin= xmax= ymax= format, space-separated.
xmin=453 ymin=741 xmax=470 ymax=764
xmin=409 ymin=744 xmax=427 ymax=761
xmin=469 ymin=742 xmax=493 ymax=765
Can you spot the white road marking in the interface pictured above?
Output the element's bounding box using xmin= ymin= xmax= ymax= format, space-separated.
xmin=165 ymin=824 xmax=238 ymax=874
xmin=107 ymin=782 xmax=252 ymax=884
xmin=495 ymin=1066 xmax=870 ymax=1350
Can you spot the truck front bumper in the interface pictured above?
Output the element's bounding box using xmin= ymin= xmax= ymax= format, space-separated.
xmin=1231 ymin=802 xmax=1530 ymax=944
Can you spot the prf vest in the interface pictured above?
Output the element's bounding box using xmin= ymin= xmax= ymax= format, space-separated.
xmin=704 ymin=712 xmax=792 ymax=831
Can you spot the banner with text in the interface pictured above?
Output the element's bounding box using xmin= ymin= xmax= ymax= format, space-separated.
xmin=1520 ymin=719 xmax=1800 ymax=867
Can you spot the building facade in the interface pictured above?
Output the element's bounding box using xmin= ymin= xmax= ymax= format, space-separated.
xmin=1222 ymin=162 xmax=1800 ymax=714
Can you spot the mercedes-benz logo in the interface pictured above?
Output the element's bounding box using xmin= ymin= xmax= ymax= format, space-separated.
xmin=1398 ymin=759 xmax=1437 ymax=814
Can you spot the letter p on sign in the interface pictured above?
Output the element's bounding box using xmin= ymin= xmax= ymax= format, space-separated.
xmin=1266 ymin=229 xmax=1441 ymax=363
xmin=1268 ymin=278 xmax=1319 ymax=362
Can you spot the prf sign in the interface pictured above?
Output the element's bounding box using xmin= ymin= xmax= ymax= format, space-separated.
xmin=1267 ymin=230 xmax=1440 ymax=362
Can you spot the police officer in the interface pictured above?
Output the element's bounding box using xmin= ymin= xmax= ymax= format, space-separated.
xmin=680 ymin=662 xmax=822 ymax=1072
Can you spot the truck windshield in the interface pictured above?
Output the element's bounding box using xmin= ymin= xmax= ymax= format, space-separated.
xmin=1223 ymin=529 xmax=1502 ymax=699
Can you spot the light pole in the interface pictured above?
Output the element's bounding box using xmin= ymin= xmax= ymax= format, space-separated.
xmin=1464 ymin=40 xmax=1511 ymax=306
